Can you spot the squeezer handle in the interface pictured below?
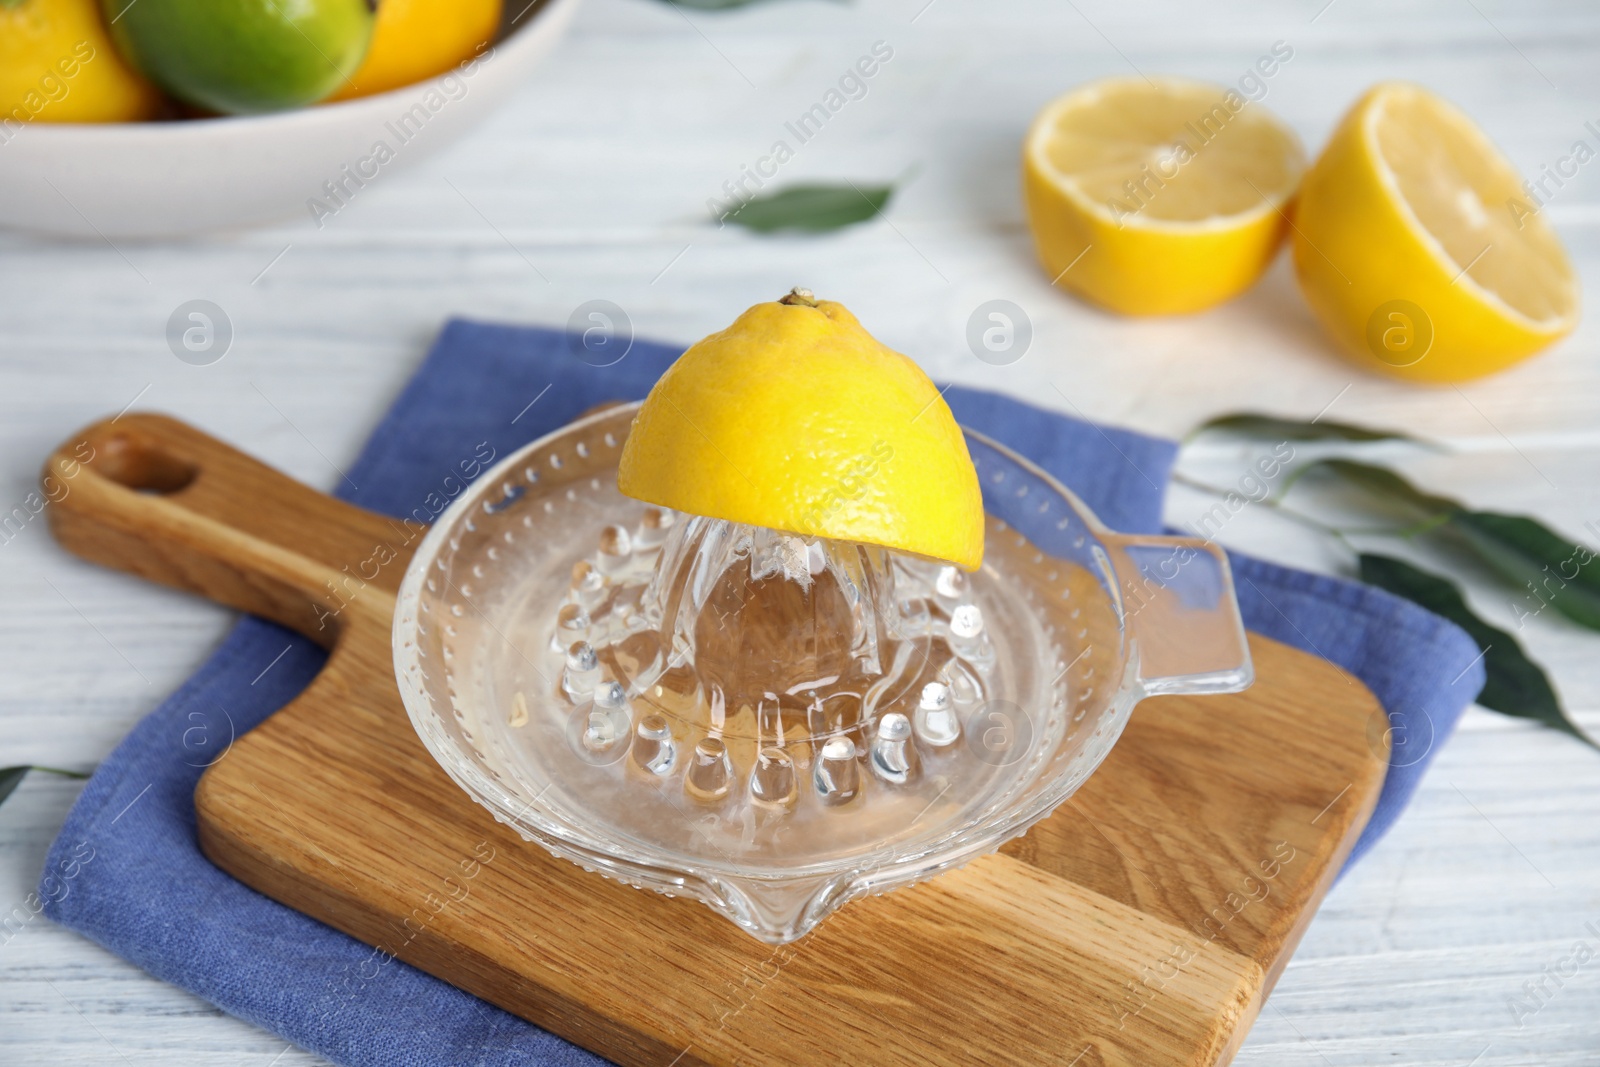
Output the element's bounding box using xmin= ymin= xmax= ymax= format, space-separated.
xmin=1103 ymin=532 xmax=1255 ymax=696
xmin=42 ymin=413 xmax=413 ymax=648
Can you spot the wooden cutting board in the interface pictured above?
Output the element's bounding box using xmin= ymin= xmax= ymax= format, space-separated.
xmin=46 ymin=412 xmax=1388 ymax=1067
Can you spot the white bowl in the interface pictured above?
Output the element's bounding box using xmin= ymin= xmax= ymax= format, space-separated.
xmin=0 ymin=0 xmax=582 ymax=239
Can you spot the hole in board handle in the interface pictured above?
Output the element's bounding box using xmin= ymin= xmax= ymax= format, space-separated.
xmin=94 ymin=431 xmax=200 ymax=495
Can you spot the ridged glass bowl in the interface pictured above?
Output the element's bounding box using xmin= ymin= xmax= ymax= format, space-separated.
xmin=394 ymin=403 xmax=1252 ymax=943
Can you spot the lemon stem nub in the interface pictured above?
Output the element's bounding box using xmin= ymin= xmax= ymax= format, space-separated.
xmin=779 ymin=288 xmax=818 ymax=307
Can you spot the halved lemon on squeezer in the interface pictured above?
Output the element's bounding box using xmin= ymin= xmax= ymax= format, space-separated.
xmin=618 ymin=288 xmax=984 ymax=572
xmin=394 ymin=291 xmax=1254 ymax=943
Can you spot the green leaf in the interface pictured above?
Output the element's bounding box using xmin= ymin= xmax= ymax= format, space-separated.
xmin=1358 ymin=553 xmax=1592 ymax=746
xmin=1188 ymin=412 xmax=1421 ymax=445
xmin=1290 ymin=458 xmax=1461 ymax=524
xmin=1447 ymin=511 xmax=1600 ymax=632
xmin=722 ymin=182 xmax=893 ymax=233
xmin=0 ymin=766 xmax=29 ymax=809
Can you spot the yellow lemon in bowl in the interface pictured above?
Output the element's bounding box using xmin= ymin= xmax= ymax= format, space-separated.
xmin=1023 ymin=76 xmax=1306 ymax=315
xmin=328 ymin=0 xmax=502 ymax=101
xmin=1292 ymin=81 xmax=1579 ymax=382
xmin=618 ymin=290 xmax=985 ymax=571
xmin=1 ymin=0 xmax=162 ymax=124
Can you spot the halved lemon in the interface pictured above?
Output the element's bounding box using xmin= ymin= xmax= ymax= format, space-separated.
xmin=1293 ymin=81 xmax=1579 ymax=382
xmin=617 ymin=291 xmax=984 ymax=571
xmin=1023 ymin=76 xmax=1306 ymax=315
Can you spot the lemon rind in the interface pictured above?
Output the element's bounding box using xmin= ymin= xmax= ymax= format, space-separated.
xmin=1361 ymin=81 xmax=1578 ymax=337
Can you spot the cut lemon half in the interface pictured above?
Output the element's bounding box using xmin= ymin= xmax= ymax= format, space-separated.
xmin=1023 ymin=76 xmax=1306 ymax=315
xmin=1293 ymin=82 xmax=1578 ymax=382
xmin=618 ymin=291 xmax=984 ymax=571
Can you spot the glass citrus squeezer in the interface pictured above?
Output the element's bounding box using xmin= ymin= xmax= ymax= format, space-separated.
xmin=394 ymin=295 xmax=1253 ymax=944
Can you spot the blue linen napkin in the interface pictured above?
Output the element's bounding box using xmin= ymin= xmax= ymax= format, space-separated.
xmin=40 ymin=319 xmax=1486 ymax=1067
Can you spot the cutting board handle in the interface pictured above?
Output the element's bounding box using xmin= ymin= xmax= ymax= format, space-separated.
xmin=42 ymin=413 xmax=416 ymax=648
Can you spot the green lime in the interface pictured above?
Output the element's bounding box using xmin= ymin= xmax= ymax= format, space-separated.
xmin=104 ymin=0 xmax=375 ymax=115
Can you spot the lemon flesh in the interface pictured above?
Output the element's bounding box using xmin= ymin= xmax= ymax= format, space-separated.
xmin=1293 ymin=82 xmax=1578 ymax=382
xmin=618 ymin=296 xmax=984 ymax=571
xmin=1023 ymin=76 xmax=1306 ymax=315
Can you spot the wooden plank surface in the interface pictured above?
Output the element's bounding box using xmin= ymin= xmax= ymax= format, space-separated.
xmin=3 ymin=0 xmax=1600 ymax=1064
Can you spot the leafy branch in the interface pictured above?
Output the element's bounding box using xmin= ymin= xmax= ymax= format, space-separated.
xmin=1186 ymin=413 xmax=1597 ymax=748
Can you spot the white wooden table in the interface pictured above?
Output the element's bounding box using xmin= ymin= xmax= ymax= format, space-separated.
xmin=3 ymin=0 xmax=1599 ymax=1063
